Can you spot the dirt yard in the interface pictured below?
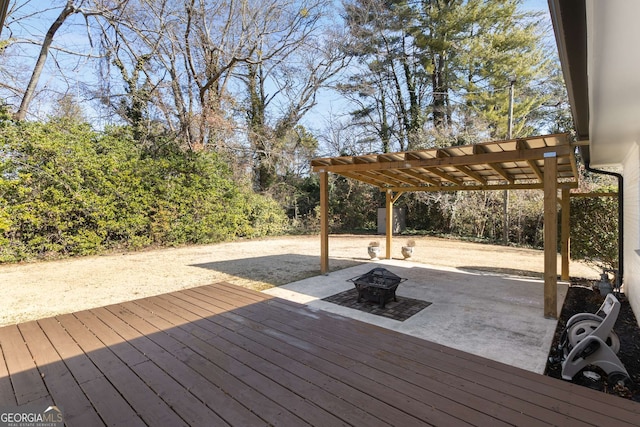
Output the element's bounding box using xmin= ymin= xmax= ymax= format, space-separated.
xmin=0 ymin=234 xmax=598 ymax=326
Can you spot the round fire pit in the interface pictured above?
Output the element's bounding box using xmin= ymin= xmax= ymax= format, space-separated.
xmin=347 ymin=268 xmax=407 ymax=308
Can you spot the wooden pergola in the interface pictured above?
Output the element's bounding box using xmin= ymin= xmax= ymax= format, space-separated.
xmin=311 ymin=133 xmax=580 ymax=318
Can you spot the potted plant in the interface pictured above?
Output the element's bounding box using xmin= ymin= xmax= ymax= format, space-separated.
xmin=401 ymin=239 xmax=416 ymax=259
xmin=367 ymin=241 xmax=381 ymax=260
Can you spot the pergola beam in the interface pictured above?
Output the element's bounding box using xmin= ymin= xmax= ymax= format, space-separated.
xmin=401 ymin=169 xmax=443 ymax=186
xmin=454 ymin=165 xmax=488 ymax=184
xmin=378 ymin=170 xmax=424 ymax=186
xmin=391 ymin=190 xmax=404 ymax=204
xmin=473 ymin=144 xmax=513 ymax=183
xmin=518 ymin=139 xmax=545 ymax=181
xmin=312 ymin=145 xmax=574 ymax=174
xmin=341 ymin=171 xmax=390 ymax=187
xmin=381 ymin=181 xmax=578 ymax=193
xmin=423 ymin=167 xmax=463 ymax=185
xmin=487 ymin=164 xmax=513 ymax=183
xmin=526 ymin=160 xmax=545 ymax=181
xmin=438 ymin=149 xmax=487 ymax=184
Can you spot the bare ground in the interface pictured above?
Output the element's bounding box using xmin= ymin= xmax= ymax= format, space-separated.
xmin=0 ymin=234 xmax=598 ymax=327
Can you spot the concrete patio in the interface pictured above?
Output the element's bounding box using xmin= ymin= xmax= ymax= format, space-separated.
xmin=263 ymin=259 xmax=568 ymax=373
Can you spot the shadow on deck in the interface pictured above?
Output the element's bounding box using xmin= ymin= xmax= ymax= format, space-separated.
xmin=1 ymin=282 xmax=638 ymax=426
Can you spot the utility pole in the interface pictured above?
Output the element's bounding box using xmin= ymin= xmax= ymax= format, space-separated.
xmin=503 ymin=76 xmax=516 ymax=244
xmin=507 ymin=77 xmax=515 ymax=139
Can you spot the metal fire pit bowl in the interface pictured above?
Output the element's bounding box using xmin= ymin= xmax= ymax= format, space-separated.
xmin=347 ymin=268 xmax=407 ymax=309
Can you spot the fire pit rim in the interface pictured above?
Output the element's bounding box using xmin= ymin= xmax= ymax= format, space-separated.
xmin=346 ymin=267 xmax=407 ymax=287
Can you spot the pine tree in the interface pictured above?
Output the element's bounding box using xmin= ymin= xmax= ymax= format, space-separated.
xmin=341 ymin=0 xmax=555 ymax=150
xmin=341 ymin=0 xmax=428 ymax=152
xmin=453 ymin=0 xmax=551 ymax=139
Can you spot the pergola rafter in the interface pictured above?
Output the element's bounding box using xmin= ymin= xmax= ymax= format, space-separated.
xmin=312 ymin=133 xmax=580 ymax=318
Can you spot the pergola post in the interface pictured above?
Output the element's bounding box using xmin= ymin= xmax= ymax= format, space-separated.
xmin=544 ymin=153 xmax=558 ymax=319
xmin=385 ymin=190 xmax=393 ymax=259
xmin=320 ymin=170 xmax=329 ymax=274
xmin=561 ymin=188 xmax=571 ymax=281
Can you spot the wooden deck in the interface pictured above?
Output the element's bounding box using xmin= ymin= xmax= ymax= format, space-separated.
xmin=1 ymin=283 xmax=638 ymax=426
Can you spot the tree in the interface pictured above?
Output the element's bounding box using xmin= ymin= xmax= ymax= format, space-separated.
xmin=177 ymin=0 xmax=337 ymax=150
xmin=50 ymin=93 xmax=86 ymax=121
xmin=0 ymin=1 xmax=132 ymax=121
xmin=14 ymin=0 xmax=79 ymax=121
xmin=9 ymin=1 xmax=129 ymax=121
xmin=455 ymin=1 xmax=551 ymax=139
xmin=341 ymin=0 xmax=553 ymax=151
xmin=240 ymin=19 xmax=348 ymax=191
xmin=341 ymin=0 xmax=427 ymax=152
xmin=0 ymin=0 xmax=9 ymax=37
xmin=90 ymin=0 xmax=341 ymax=158
xmin=532 ymin=61 xmax=574 ymax=135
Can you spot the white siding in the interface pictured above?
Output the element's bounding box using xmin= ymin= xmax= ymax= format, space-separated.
xmin=623 ymin=142 xmax=640 ymax=323
xmin=587 ymin=1 xmax=640 ymax=166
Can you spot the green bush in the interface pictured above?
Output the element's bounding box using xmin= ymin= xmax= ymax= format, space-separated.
xmin=329 ymin=176 xmax=379 ymax=231
xmin=570 ymin=190 xmax=619 ymax=272
xmin=0 ymin=117 xmax=286 ymax=262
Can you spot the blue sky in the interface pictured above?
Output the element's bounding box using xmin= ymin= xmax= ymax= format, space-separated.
xmin=2 ymin=0 xmax=556 ymax=130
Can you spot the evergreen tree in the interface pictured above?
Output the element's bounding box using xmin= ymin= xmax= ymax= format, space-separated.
xmin=341 ymin=0 xmax=554 ymax=150
xmin=341 ymin=0 xmax=428 ymax=152
xmin=453 ymin=0 xmax=551 ymax=139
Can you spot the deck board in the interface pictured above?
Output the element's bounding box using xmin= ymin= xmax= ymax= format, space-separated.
xmin=0 ymin=324 xmax=49 ymax=405
xmin=56 ymin=313 xmax=188 ymax=427
xmin=153 ymin=292 xmax=425 ymax=426
xmin=102 ymin=304 xmax=266 ymax=427
xmin=0 ymin=281 xmax=639 ymax=426
xmin=36 ymin=317 xmax=144 ymax=426
xmin=135 ymin=296 xmax=348 ymax=427
xmin=0 ymin=335 xmax=17 ymax=407
xmin=171 ymin=288 xmax=508 ymax=426
xmin=198 ymin=282 xmax=640 ymax=425
xmin=123 ymin=298 xmax=311 ymax=427
xmin=17 ymin=321 xmax=103 ymax=427
xmin=189 ymin=285 xmax=562 ymax=426
xmin=202 ymin=282 xmax=640 ymax=425
xmin=208 ymin=282 xmax=640 ymax=423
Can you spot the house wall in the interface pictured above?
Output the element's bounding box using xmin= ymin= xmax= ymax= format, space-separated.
xmin=623 ymin=142 xmax=640 ymax=324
